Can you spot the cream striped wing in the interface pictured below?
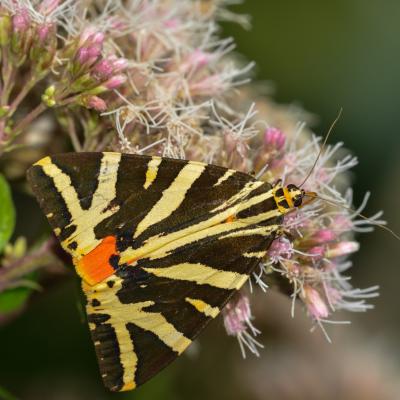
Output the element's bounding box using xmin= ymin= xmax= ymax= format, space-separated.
xmin=27 ymin=152 xmax=283 ymax=392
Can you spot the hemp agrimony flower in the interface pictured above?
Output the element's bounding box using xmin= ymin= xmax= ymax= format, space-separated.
xmin=0 ymin=0 xmax=381 ymax=361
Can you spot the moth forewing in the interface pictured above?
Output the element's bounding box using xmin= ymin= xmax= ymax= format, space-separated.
xmin=27 ymin=152 xmax=294 ymax=392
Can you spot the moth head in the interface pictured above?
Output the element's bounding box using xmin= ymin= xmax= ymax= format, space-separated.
xmin=273 ymin=181 xmax=308 ymax=213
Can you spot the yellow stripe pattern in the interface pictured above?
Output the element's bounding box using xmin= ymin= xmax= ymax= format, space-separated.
xmin=134 ymin=162 xmax=205 ymax=238
xmin=35 ymin=153 xmax=121 ymax=257
xmin=33 ymin=152 xmax=285 ymax=392
xmin=185 ymin=298 xmax=219 ymax=318
xmin=85 ymin=276 xmax=192 ymax=390
xmin=143 ymin=263 xmax=248 ymax=290
xmin=143 ymin=157 xmax=162 ymax=189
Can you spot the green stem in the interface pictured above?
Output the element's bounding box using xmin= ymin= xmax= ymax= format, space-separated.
xmin=0 ymin=238 xmax=56 ymax=293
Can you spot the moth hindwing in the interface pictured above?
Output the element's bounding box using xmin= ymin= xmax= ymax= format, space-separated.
xmin=27 ymin=152 xmax=283 ymax=391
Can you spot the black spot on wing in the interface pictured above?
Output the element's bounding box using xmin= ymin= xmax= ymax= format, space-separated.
xmin=91 ymin=299 xmax=101 ymax=307
xmin=58 ymin=224 xmax=77 ymax=242
xmin=107 ymin=280 xmax=115 ymax=288
xmin=116 ymin=264 xmax=152 ymax=285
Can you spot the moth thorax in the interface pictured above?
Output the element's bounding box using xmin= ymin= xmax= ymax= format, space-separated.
xmin=273 ymin=183 xmax=305 ymax=213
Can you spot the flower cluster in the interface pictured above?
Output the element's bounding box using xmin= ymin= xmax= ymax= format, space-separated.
xmin=0 ymin=0 xmax=127 ymax=153
xmin=0 ymin=0 xmax=380 ymax=358
xmin=223 ymin=127 xmax=381 ymax=352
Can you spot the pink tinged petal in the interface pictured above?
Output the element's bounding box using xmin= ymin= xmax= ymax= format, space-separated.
xmin=87 ymin=96 xmax=107 ymax=112
xmin=80 ymin=27 xmax=97 ymax=44
xmin=76 ymin=45 xmax=101 ymax=65
xmin=303 ymin=286 xmax=329 ymax=319
xmin=223 ymin=295 xmax=251 ymax=336
xmin=92 ymin=57 xmax=128 ymax=81
xmin=112 ymin=58 xmax=128 ymax=73
xmin=104 ymin=74 xmax=126 ymax=89
xmin=311 ymin=229 xmax=336 ymax=244
xmin=91 ymin=32 xmax=105 ymax=46
xmin=308 ymin=246 xmax=326 ymax=260
xmin=37 ymin=23 xmax=53 ymax=42
xmin=109 ymin=17 xmax=126 ymax=31
xmin=268 ymin=237 xmax=293 ymax=262
xmin=12 ymin=10 xmax=30 ymax=33
xmin=326 ymin=241 xmax=360 ymax=258
xmin=76 ymin=47 xmax=89 ymax=64
xmin=264 ymin=127 xmax=286 ymax=150
xmin=92 ymin=59 xmax=114 ymax=80
xmin=79 ymin=28 xmax=104 ymax=47
xmin=164 ymin=18 xmax=179 ymax=29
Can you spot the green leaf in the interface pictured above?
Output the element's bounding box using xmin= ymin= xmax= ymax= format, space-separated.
xmin=0 ymin=286 xmax=31 ymax=314
xmin=0 ymin=174 xmax=15 ymax=253
xmin=0 ymin=385 xmax=17 ymax=400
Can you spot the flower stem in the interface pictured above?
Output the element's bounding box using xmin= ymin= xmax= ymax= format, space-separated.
xmin=12 ymin=102 xmax=47 ymax=137
xmin=8 ymin=74 xmax=41 ymax=117
xmin=0 ymin=238 xmax=57 ymax=293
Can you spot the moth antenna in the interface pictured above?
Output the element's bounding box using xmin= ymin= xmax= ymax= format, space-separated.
xmin=304 ymin=193 xmax=400 ymax=241
xmin=299 ymin=108 xmax=343 ymax=188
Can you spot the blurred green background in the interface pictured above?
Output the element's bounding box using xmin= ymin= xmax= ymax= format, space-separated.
xmin=1 ymin=1 xmax=400 ymax=399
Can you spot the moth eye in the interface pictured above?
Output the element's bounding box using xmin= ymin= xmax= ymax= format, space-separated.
xmin=293 ymin=196 xmax=303 ymax=207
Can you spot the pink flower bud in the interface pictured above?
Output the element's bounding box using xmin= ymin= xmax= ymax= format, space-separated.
xmin=37 ymin=23 xmax=53 ymax=42
xmin=303 ymin=286 xmax=329 ymax=319
xmin=91 ymin=32 xmax=105 ymax=46
xmin=79 ymin=28 xmax=104 ymax=47
xmin=223 ymin=295 xmax=251 ymax=336
xmin=311 ymin=229 xmax=336 ymax=244
xmin=326 ymin=241 xmax=359 ymax=258
xmin=80 ymin=27 xmax=97 ymax=44
xmin=92 ymin=59 xmax=114 ymax=80
xmin=112 ymin=57 xmax=128 ymax=73
xmin=264 ymin=127 xmax=286 ymax=150
xmin=77 ymin=45 xmax=101 ymax=65
xmin=87 ymin=96 xmax=107 ymax=112
xmin=109 ymin=17 xmax=126 ymax=31
xmin=104 ymin=74 xmax=126 ymax=89
xmin=308 ymin=246 xmax=325 ymax=260
xmin=92 ymin=57 xmax=128 ymax=81
xmin=12 ymin=10 xmax=30 ymax=33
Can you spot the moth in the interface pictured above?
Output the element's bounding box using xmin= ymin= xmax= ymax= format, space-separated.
xmin=27 ymin=152 xmax=306 ymax=392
